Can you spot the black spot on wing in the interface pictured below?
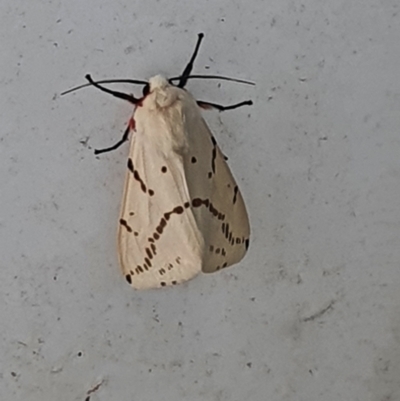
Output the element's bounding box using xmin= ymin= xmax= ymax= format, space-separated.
xmin=211 ymin=148 xmax=217 ymax=174
xmin=145 ymin=247 xmax=153 ymax=259
xmin=210 ymin=135 xmax=217 ymax=175
xmin=173 ymin=206 xmax=184 ymax=214
xmin=127 ymin=157 xmax=154 ymax=195
xmin=127 ymin=158 xmax=134 ymax=172
xmin=233 ymin=186 xmax=239 ymax=204
xmin=119 ymin=218 xmax=132 ymax=233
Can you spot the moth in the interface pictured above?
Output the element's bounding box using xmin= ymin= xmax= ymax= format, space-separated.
xmin=63 ymin=33 xmax=253 ymax=289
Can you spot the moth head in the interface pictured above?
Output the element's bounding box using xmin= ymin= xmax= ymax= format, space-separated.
xmin=148 ymin=75 xmax=170 ymax=92
xmin=147 ymin=75 xmax=178 ymax=108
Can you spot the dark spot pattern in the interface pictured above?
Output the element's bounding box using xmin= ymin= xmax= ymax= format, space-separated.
xmin=209 ymin=245 xmax=227 ymax=257
xmin=119 ymin=219 xmax=132 ymax=233
xmin=126 ymin=203 xmax=192 ymax=280
xmin=161 ymin=166 xmax=167 ymax=173
xmin=191 ymin=197 xmax=249 ymax=254
xmin=127 ymin=158 xmax=154 ymax=195
xmin=233 ymin=186 xmax=239 ymax=204
xmin=210 ymin=135 xmax=217 ymax=175
xmin=191 ymin=156 xmax=197 ymax=163
xmin=122 ymin=184 xmax=249 ymax=283
xmin=211 ymin=149 xmax=217 ymax=174
xmin=191 ymin=198 xmax=224 ymax=220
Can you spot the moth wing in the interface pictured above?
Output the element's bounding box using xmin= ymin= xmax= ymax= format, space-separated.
xmin=118 ymin=115 xmax=204 ymax=290
xmin=181 ymin=94 xmax=250 ymax=273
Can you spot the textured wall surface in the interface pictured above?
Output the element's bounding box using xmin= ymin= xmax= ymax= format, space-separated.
xmin=1 ymin=1 xmax=400 ymax=400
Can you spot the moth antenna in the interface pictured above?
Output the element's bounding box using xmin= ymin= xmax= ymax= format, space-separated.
xmin=61 ymin=78 xmax=148 ymax=96
xmin=84 ymin=74 xmax=139 ymax=104
xmin=169 ymin=75 xmax=255 ymax=86
xmin=177 ymin=33 xmax=204 ymax=88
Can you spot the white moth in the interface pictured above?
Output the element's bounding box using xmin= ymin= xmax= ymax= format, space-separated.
xmin=64 ymin=34 xmax=252 ymax=289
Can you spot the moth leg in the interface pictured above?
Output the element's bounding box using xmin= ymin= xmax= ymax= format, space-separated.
xmin=94 ymin=121 xmax=132 ymax=155
xmin=85 ymin=74 xmax=139 ymax=104
xmin=197 ymin=100 xmax=253 ymax=111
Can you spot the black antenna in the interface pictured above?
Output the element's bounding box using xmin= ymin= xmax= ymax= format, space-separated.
xmin=170 ymin=75 xmax=255 ymax=86
xmin=178 ymin=33 xmax=204 ymax=88
xmin=83 ymin=74 xmax=139 ymax=104
xmin=61 ymin=78 xmax=147 ymax=96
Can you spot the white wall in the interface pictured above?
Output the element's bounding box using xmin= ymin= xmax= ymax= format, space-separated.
xmin=1 ymin=1 xmax=399 ymax=400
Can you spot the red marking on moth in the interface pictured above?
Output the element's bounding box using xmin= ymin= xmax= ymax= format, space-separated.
xmin=129 ymin=117 xmax=136 ymax=131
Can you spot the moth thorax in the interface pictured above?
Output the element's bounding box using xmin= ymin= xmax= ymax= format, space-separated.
xmin=147 ymin=75 xmax=178 ymax=108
